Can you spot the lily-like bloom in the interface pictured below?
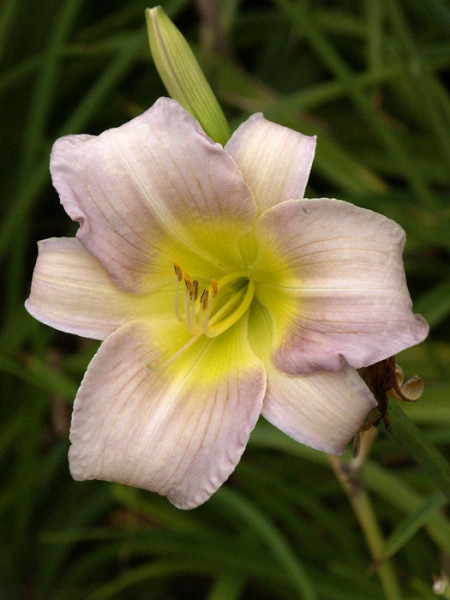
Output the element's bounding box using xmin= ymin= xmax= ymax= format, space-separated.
xmin=26 ymin=98 xmax=428 ymax=509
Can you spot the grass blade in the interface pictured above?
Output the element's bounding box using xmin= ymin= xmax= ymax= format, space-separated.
xmin=388 ymin=402 xmax=450 ymax=501
xmin=379 ymin=490 xmax=447 ymax=560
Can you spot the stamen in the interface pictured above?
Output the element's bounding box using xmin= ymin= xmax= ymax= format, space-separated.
xmin=189 ymin=282 xmax=197 ymax=332
xmin=173 ymin=262 xmax=183 ymax=321
xmin=173 ymin=264 xmax=254 ymax=344
xmin=192 ymin=279 xmax=199 ymax=301
xmin=200 ymin=285 xmax=215 ymax=333
xmin=198 ymin=289 xmax=209 ymax=328
xmin=211 ymin=279 xmax=218 ymax=297
xmin=184 ymin=273 xmax=193 ymax=295
xmin=184 ymin=280 xmax=195 ymax=334
xmin=200 ymin=288 xmax=209 ymax=309
xmin=173 ymin=262 xmax=183 ymax=281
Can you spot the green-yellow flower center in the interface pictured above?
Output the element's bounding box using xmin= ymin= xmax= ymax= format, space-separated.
xmin=174 ymin=263 xmax=254 ymax=339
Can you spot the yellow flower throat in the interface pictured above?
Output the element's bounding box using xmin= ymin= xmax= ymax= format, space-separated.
xmin=173 ymin=262 xmax=254 ymax=338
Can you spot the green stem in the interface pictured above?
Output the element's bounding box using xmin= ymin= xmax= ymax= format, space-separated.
xmin=328 ymin=431 xmax=402 ymax=600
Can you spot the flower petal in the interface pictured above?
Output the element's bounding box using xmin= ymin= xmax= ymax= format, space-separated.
xmin=25 ymin=237 xmax=168 ymax=340
xmin=69 ymin=320 xmax=266 ymax=509
xmin=51 ymin=98 xmax=257 ymax=293
xmin=262 ymin=363 xmax=376 ymax=454
xmin=226 ymin=113 xmax=316 ymax=213
xmin=254 ymin=199 xmax=429 ymax=375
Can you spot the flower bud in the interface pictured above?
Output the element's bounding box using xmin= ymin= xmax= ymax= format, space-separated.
xmin=145 ymin=6 xmax=230 ymax=145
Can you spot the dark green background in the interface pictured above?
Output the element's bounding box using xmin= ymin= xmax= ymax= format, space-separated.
xmin=1 ymin=1 xmax=449 ymax=598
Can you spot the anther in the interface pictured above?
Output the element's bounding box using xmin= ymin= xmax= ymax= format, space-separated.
xmin=173 ymin=262 xmax=183 ymax=321
xmin=173 ymin=262 xmax=183 ymax=281
xmin=200 ymin=289 xmax=209 ymax=309
xmin=211 ymin=279 xmax=218 ymax=297
xmin=192 ymin=280 xmax=199 ymax=301
xmin=184 ymin=275 xmax=194 ymax=298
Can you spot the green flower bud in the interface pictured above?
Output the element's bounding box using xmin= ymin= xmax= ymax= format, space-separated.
xmin=145 ymin=6 xmax=230 ymax=145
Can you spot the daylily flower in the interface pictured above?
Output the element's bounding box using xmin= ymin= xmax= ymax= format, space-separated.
xmin=26 ymin=98 xmax=428 ymax=509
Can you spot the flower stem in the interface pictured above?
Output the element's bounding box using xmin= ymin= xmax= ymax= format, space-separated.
xmin=328 ymin=431 xmax=402 ymax=600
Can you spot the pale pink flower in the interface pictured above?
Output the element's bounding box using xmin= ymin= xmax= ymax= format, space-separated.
xmin=26 ymin=99 xmax=428 ymax=509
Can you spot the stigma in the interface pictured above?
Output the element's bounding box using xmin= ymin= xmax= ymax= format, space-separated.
xmin=173 ymin=262 xmax=254 ymax=339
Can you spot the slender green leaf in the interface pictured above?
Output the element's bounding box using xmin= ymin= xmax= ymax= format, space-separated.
xmin=388 ymin=402 xmax=450 ymax=501
xmin=272 ymin=0 xmax=438 ymax=208
xmin=207 ymin=574 xmax=245 ymax=600
xmin=87 ymin=560 xmax=213 ymax=600
xmin=0 ymin=0 xmax=19 ymax=62
xmin=379 ymin=490 xmax=447 ymax=560
xmin=214 ymin=487 xmax=319 ymax=600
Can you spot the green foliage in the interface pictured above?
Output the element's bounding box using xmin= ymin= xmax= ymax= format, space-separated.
xmin=0 ymin=0 xmax=449 ymax=598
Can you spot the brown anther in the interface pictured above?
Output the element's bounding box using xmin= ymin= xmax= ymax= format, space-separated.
xmin=211 ymin=279 xmax=218 ymax=297
xmin=183 ymin=273 xmax=193 ymax=296
xmin=192 ymin=280 xmax=199 ymax=301
xmin=200 ymin=289 xmax=209 ymax=309
xmin=184 ymin=276 xmax=194 ymax=297
xmin=173 ymin=262 xmax=183 ymax=281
